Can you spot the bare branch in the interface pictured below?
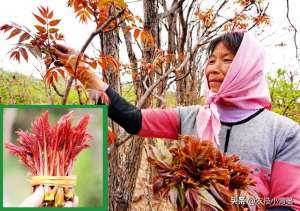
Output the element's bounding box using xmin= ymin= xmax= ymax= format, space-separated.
xmin=51 ymin=83 xmax=63 ymax=97
xmin=142 ymin=75 xmax=166 ymax=106
xmin=201 ymin=0 xmax=228 ymax=36
xmin=286 ymin=0 xmax=299 ymax=60
xmin=158 ymin=0 xmax=185 ymax=19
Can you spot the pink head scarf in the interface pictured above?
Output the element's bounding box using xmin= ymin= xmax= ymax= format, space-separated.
xmin=196 ymin=31 xmax=271 ymax=145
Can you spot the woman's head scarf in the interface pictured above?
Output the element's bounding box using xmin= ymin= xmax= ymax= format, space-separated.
xmin=196 ymin=31 xmax=271 ymax=145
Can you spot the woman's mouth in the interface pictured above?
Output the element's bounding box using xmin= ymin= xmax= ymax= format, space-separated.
xmin=208 ymin=79 xmax=223 ymax=83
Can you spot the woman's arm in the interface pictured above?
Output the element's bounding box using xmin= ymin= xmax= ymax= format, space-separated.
xmin=268 ymin=124 xmax=300 ymax=211
xmin=50 ymin=45 xmax=180 ymax=139
xmin=104 ymin=86 xmax=142 ymax=134
xmin=103 ymin=86 xmax=180 ymax=139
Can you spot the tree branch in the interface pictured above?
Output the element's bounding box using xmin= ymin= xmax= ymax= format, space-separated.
xmin=61 ymin=9 xmax=125 ymax=104
xmin=286 ymin=0 xmax=299 ymax=61
xmin=51 ymin=83 xmax=63 ymax=97
xmin=158 ymin=0 xmax=185 ymax=19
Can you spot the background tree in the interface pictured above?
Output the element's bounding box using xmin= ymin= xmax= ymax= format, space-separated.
xmin=268 ymin=68 xmax=300 ymax=123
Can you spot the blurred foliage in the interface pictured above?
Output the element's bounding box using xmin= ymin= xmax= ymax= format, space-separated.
xmin=0 ymin=69 xmax=80 ymax=104
xmin=3 ymin=108 xmax=103 ymax=207
xmin=267 ymin=68 xmax=300 ymax=123
xmin=121 ymin=83 xmax=177 ymax=107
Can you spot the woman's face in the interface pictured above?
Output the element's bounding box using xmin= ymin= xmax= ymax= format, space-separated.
xmin=205 ymin=42 xmax=235 ymax=93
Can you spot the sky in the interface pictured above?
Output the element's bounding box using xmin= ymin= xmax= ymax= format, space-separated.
xmin=0 ymin=0 xmax=300 ymax=79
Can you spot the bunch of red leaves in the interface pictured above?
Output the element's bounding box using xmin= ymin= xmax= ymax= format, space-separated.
xmin=5 ymin=111 xmax=92 ymax=207
xmin=5 ymin=111 xmax=92 ymax=176
xmin=147 ymin=136 xmax=264 ymax=211
xmin=0 ymin=6 xmax=64 ymax=62
xmin=0 ymin=6 xmax=66 ymax=84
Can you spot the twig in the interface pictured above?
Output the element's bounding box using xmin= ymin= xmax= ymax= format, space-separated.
xmin=74 ymin=80 xmax=84 ymax=104
xmin=286 ymin=0 xmax=299 ymax=60
xmin=158 ymin=0 xmax=185 ymax=19
xmin=201 ymin=0 xmax=228 ymax=36
xmin=51 ymin=83 xmax=63 ymax=97
xmin=142 ymin=75 xmax=166 ymax=106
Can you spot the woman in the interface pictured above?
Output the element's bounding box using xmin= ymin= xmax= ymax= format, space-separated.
xmin=52 ymin=31 xmax=300 ymax=211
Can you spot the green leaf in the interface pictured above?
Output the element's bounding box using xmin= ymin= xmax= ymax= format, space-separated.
xmin=169 ymin=186 xmax=178 ymax=206
xmin=177 ymin=182 xmax=185 ymax=208
xmin=199 ymin=187 xmax=223 ymax=211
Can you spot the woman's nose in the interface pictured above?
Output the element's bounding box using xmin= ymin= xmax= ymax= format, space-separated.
xmin=206 ymin=61 xmax=222 ymax=75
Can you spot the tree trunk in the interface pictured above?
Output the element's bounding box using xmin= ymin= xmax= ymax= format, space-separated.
xmin=102 ymin=30 xmax=120 ymax=92
xmin=108 ymin=1 xmax=159 ymax=211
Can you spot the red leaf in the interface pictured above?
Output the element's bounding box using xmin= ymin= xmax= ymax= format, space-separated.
xmin=33 ymin=13 xmax=47 ymax=25
xmin=34 ymin=25 xmax=46 ymax=33
xmin=19 ymin=32 xmax=31 ymax=43
xmin=153 ymin=176 xmax=164 ymax=193
xmin=141 ymin=30 xmax=154 ymax=45
xmin=10 ymin=51 xmax=21 ymax=63
xmin=7 ymin=28 xmax=21 ymax=39
xmin=15 ymin=51 xmax=20 ymax=62
xmin=74 ymin=0 xmax=82 ymax=10
xmin=49 ymin=28 xmax=59 ymax=33
xmin=53 ymin=71 xmax=58 ymax=82
xmin=90 ymin=60 xmax=97 ymax=69
xmin=6 ymin=111 xmax=92 ymax=176
xmin=185 ymin=188 xmax=199 ymax=210
xmin=57 ymin=69 xmax=65 ymax=79
xmin=108 ymin=128 xmax=117 ymax=146
xmin=38 ymin=6 xmax=48 ymax=19
xmin=133 ymin=28 xmax=140 ymax=39
xmin=48 ymin=10 xmax=54 ymax=19
xmin=19 ymin=47 xmax=28 ymax=62
xmin=49 ymin=19 xmax=61 ymax=26
xmin=0 ymin=24 xmax=13 ymax=32
xmin=45 ymin=69 xmax=52 ymax=81
xmin=98 ymin=59 xmax=107 ymax=71
xmin=55 ymin=33 xmax=64 ymax=40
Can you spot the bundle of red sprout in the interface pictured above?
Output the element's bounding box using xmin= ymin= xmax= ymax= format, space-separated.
xmin=5 ymin=111 xmax=92 ymax=207
xmin=147 ymin=136 xmax=264 ymax=211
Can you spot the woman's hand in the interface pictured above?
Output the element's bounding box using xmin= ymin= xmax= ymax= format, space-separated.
xmin=50 ymin=44 xmax=77 ymax=65
xmin=49 ymin=44 xmax=110 ymax=104
xmin=19 ymin=186 xmax=79 ymax=207
xmin=50 ymin=44 xmax=106 ymax=90
xmin=65 ymin=195 xmax=79 ymax=207
xmin=19 ymin=186 xmax=44 ymax=207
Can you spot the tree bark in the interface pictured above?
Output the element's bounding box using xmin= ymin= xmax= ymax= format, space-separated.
xmin=108 ymin=1 xmax=159 ymax=211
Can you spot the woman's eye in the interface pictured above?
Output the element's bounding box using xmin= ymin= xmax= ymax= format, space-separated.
xmin=224 ymin=59 xmax=232 ymax=62
xmin=208 ymin=60 xmax=215 ymax=64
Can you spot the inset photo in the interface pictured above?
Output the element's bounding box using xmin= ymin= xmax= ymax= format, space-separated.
xmin=1 ymin=105 xmax=107 ymax=209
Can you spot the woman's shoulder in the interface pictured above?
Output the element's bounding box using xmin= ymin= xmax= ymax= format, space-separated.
xmin=262 ymin=109 xmax=299 ymax=128
xmin=176 ymin=105 xmax=201 ymax=120
xmin=260 ymin=109 xmax=300 ymax=139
